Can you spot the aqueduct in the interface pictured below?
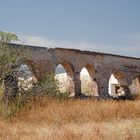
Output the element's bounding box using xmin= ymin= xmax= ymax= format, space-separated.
xmin=7 ymin=43 xmax=140 ymax=98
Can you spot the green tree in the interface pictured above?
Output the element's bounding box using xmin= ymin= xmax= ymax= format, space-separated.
xmin=0 ymin=31 xmax=19 ymax=43
xmin=0 ymin=31 xmax=21 ymax=109
xmin=0 ymin=31 xmax=62 ymax=117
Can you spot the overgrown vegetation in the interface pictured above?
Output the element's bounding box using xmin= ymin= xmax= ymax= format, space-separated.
xmin=0 ymin=71 xmax=62 ymax=117
xmin=0 ymin=31 xmax=64 ymax=117
xmin=0 ymin=31 xmax=22 ymax=116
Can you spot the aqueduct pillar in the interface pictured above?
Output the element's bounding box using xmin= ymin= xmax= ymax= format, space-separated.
xmin=96 ymin=70 xmax=111 ymax=98
xmin=73 ymin=71 xmax=82 ymax=96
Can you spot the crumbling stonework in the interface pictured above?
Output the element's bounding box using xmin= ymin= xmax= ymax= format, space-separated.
xmin=6 ymin=43 xmax=140 ymax=98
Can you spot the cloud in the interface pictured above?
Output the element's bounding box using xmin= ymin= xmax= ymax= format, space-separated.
xmin=18 ymin=35 xmax=140 ymax=58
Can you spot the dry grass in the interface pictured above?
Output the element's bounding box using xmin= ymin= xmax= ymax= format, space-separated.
xmin=0 ymin=97 xmax=140 ymax=140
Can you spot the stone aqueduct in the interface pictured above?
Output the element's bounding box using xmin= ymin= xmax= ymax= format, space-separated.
xmin=9 ymin=43 xmax=140 ymax=98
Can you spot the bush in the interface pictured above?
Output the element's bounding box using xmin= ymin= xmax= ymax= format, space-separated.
xmin=0 ymin=72 xmax=64 ymax=117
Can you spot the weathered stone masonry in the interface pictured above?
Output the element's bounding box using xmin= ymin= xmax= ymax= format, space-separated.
xmin=8 ymin=43 xmax=140 ymax=98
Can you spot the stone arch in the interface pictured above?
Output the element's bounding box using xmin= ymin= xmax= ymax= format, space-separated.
xmin=108 ymin=71 xmax=126 ymax=96
xmin=55 ymin=61 xmax=75 ymax=96
xmin=3 ymin=60 xmax=38 ymax=97
xmin=23 ymin=60 xmax=38 ymax=79
xmin=129 ymin=75 xmax=140 ymax=96
xmin=80 ymin=64 xmax=98 ymax=96
xmin=18 ymin=61 xmax=37 ymax=91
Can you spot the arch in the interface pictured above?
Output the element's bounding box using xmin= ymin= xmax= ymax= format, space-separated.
xmin=129 ymin=75 xmax=140 ymax=96
xmin=80 ymin=64 xmax=98 ymax=96
xmin=23 ymin=60 xmax=38 ymax=79
xmin=18 ymin=63 xmax=37 ymax=91
xmin=55 ymin=61 xmax=75 ymax=96
xmin=108 ymin=71 xmax=125 ymax=96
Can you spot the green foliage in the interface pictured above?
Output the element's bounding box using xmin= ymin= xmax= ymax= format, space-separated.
xmin=34 ymin=73 xmax=60 ymax=96
xmin=0 ymin=31 xmax=21 ymax=83
xmin=0 ymin=31 xmax=22 ymax=116
xmin=0 ymin=31 xmax=19 ymax=43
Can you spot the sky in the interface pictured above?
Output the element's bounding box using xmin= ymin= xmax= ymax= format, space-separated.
xmin=0 ymin=0 xmax=140 ymax=57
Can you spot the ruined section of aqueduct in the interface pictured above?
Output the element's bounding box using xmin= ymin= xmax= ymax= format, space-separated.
xmin=9 ymin=43 xmax=140 ymax=98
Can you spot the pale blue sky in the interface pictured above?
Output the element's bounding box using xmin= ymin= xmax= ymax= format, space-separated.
xmin=0 ymin=0 xmax=140 ymax=57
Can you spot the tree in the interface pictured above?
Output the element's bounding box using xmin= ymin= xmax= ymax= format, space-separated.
xmin=0 ymin=31 xmax=19 ymax=43
xmin=0 ymin=31 xmax=61 ymax=116
xmin=0 ymin=31 xmax=21 ymax=105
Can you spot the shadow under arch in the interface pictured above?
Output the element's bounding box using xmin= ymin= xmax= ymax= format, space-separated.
xmin=55 ymin=61 xmax=75 ymax=96
xmin=80 ymin=64 xmax=98 ymax=96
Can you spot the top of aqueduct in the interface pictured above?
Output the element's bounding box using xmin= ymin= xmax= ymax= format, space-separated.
xmin=9 ymin=43 xmax=140 ymax=60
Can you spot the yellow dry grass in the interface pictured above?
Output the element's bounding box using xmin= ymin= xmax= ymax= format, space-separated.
xmin=0 ymin=97 xmax=140 ymax=140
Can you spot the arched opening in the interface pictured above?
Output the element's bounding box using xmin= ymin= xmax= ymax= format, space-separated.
xmin=55 ymin=62 xmax=75 ymax=96
xmin=108 ymin=74 xmax=119 ymax=96
xmin=80 ymin=65 xmax=98 ymax=96
xmin=129 ymin=76 xmax=140 ymax=96
xmin=108 ymin=71 xmax=125 ymax=96
xmin=18 ymin=64 xmax=37 ymax=91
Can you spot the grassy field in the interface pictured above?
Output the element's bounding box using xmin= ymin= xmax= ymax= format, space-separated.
xmin=0 ymin=97 xmax=140 ymax=140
